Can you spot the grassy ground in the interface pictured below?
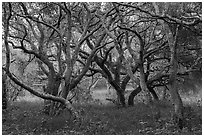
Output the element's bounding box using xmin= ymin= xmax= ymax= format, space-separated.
xmin=2 ymin=95 xmax=202 ymax=135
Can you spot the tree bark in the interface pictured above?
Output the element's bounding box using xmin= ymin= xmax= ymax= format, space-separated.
xmin=119 ymin=25 xmax=152 ymax=104
xmin=153 ymin=2 xmax=184 ymax=129
xmin=43 ymin=73 xmax=61 ymax=115
xmin=168 ymin=45 xmax=184 ymax=129
xmin=4 ymin=67 xmax=79 ymax=120
xmin=3 ymin=2 xmax=79 ymax=119
xmin=2 ymin=3 xmax=12 ymax=110
xmin=128 ymin=86 xmax=141 ymax=106
xmin=109 ymin=81 xmax=126 ymax=107
xmin=128 ymin=86 xmax=159 ymax=106
xmin=93 ymin=53 xmax=126 ymax=107
xmin=148 ymin=86 xmax=159 ymax=101
xmin=2 ymin=73 xmax=8 ymax=110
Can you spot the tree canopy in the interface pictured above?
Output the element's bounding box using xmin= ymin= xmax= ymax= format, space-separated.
xmin=2 ymin=2 xmax=202 ymax=126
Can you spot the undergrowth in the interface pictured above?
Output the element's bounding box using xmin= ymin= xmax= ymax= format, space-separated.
xmin=2 ymin=97 xmax=202 ymax=135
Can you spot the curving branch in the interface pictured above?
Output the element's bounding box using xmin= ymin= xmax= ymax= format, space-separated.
xmin=70 ymin=32 xmax=107 ymax=89
xmin=115 ymin=2 xmax=202 ymax=26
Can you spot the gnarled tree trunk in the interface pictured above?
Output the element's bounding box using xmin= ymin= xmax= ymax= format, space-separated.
xmin=128 ymin=86 xmax=159 ymax=106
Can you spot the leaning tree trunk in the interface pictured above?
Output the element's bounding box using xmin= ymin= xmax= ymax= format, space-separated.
xmin=128 ymin=86 xmax=159 ymax=106
xmin=128 ymin=86 xmax=141 ymax=106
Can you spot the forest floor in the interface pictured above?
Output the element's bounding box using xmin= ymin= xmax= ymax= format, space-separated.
xmin=2 ymin=96 xmax=202 ymax=135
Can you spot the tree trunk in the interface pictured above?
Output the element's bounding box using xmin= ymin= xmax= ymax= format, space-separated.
xmin=43 ymin=74 xmax=61 ymax=115
xmin=106 ymin=79 xmax=125 ymax=107
xmin=2 ymin=73 xmax=8 ymax=110
xmin=128 ymin=86 xmax=141 ymax=106
xmin=168 ymin=54 xmax=184 ymax=129
xmin=111 ymin=83 xmax=126 ymax=107
xmin=153 ymin=2 xmax=184 ymax=129
xmin=116 ymin=89 xmax=126 ymax=107
xmin=166 ymin=24 xmax=184 ymax=130
xmin=161 ymin=86 xmax=168 ymax=100
xmin=148 ymin=86 xmax=159 ymax=101
xmin=128 ymin=86 xmax=159 ymax=106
